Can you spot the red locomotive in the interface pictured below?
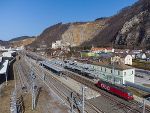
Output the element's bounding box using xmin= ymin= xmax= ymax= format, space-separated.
xmin=96 ymin=80 xmax=134 ymax=100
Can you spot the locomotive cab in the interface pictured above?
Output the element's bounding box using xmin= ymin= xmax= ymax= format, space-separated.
xmin=127 ymin=92 xmax=134 ymax=100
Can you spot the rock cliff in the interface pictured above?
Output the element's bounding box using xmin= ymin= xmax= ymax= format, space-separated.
xmin=62 ymin=19 xmax=108 ymax=47
xmin=83 ymin=0 xmax=150 ymax=49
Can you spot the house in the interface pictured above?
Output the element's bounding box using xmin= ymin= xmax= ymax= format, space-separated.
xmin=52 ymin=40 xmax=62 ymax=49
xmin=114 ymin=49 xmax=130 ymax=54
xmin=52 ymin=40 xmax=70 ymax=50
xmin=0 ymin=46 xmax=5 ymax=50
xmin=91 ymin=47 xmax=114 ymax=53
xmin=111 ymin=54 xmax=132 ymax=65
xmin=145 ymin=50 xmax=150 ymax=54
xmin=105 ymin=48 xmax=115 ymax=53
xmin=131 ymin=49 xmax=142 ymax=54
xmin=136 ymin=53 xmax=147 ymax=60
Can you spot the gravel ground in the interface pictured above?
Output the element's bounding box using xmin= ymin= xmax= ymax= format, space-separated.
xmin=0 ymin=80 xmax=15 ymax=113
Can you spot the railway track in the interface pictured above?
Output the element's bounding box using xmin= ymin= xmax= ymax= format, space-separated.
xmin=24 ymin=56 xmax=105 ymax=113
xmin=13 ymin=57 xmax=29 ymax=94
xmin=23 ymin=53 xmax=150 ymax=113
xmin=63 ymin=70 xmax=150 ymax=113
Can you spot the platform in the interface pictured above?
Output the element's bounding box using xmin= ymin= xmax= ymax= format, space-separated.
xmin=56 ymin=75 xmax=100 ymax=99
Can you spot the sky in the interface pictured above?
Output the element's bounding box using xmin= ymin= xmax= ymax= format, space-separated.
xmin=0 ymin=0 xmax=138 ymax=41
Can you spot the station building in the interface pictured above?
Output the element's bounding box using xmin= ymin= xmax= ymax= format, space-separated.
xmin=91 ymin=62 xmax=135 ymax=84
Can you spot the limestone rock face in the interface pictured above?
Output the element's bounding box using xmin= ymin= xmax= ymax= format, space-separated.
xmin=83 ymin=0 xmax=150 ymax=49
xmin=120 ymin=11 xmax=146 ymax=34
xmin=62 ymin=20 xmax=108 ymax=47
xmin=24 ymin=0 xmax=150 ymax=49
xmin=115 ymin=10 xmax=150 ymax=48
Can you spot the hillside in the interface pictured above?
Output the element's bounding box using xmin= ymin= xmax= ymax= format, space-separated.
xmin=28 ymin=19 xmax=108 ymax=49
xmin=0 ymin=40 xmax=9 ymax=47
xmin=61 ymin=18 xmax=108 ymax=47
xmin=7 ymin=0 xmax=150 ymax=50
xmin=9 ymin=36 xmax=35 ymax=42
xmin=28 ymin=23 xmax=70 ymax=48
xmin=83 ymin=0 xmax=150 ymax=49
xmin=10 ymin=37 xmax=35 ymax=48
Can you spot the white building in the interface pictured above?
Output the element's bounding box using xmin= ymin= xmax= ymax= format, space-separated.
xmin=52 ymin=40 xmax=62 ymax=49
xmin=136 ymin=53 xmax=147 ymax=60
xmin=2 ymin=51 xmax=16 ymax=58
xmin=92 ymin=62 xmax=135 ymax=84
xmin=16 ymin=46 xmax=24 ymax=50
xmin=0 ymin=46 xmax=5 ymax=50
xmin=111 ymin=54 xmax=132 ymax=65
xmin=91 ymin=47 xmax=114 ymax=53
xmin=52 ymin=40 xmax=70 ymax=50
xmin=123 ymin=55 xmax=132 ymax=65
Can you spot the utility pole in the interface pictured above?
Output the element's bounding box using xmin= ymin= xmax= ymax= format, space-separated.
xmin=71 ymin=92 xmax=74 ymax=113
xmin=5 ymin=71 xmax=8 ymax=85
xmin=41 ymin=63 xmax=45 ymax=81
xmin=112 ymin=61 xmax=115 ymax=84
xmin=82 ymin=85 xmax=85 ymax=113
xmin=143 ymin=99 xmax=145 ymax=113
xmin=31 ymin=71 xmax=36 ymax=110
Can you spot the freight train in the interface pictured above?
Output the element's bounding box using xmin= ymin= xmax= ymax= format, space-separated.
xmin=96 ymin=80 xmax=134 ymax=101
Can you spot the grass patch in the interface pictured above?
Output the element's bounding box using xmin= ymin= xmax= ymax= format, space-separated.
xmin=143 ymin=84 xmax=150 ymax=87
xmin=127 ymin=86 xmax=148 ymax=97
xmin=132 ymin=59 xmax=150 ymax=70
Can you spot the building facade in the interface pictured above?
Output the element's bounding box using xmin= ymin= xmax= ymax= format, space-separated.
xmin=91 ymin=47 xmax=114 ymax=53
xmin=111 ymin=54 xmax=132 ymax=65
xmin=91 ymin=63 xmax=134 ymax=84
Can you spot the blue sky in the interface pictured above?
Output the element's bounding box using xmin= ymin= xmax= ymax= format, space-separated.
xmin=0 ymin=0 xmax=137 ymax=41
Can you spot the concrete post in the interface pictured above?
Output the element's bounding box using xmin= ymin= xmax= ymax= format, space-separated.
xmin=71 ymin=92 xmax=74 ymax=113
xmin=143 ymin=99 xmax=145 ymax=113
xmin=82 ymin=86 xmax=85 ymax=113
xmin=5 ymin=72 xmax=8 ymax=85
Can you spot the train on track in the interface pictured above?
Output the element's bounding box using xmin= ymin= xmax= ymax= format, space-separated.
xmin=63 ymin=60 xmax=134 ymax=101
xmin=39 ymin=59 xmax=134 ymax=101
xmin=96 ymin=80 xmax=134 ymax=101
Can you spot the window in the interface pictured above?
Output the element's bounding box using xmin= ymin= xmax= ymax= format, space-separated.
xmin=124 ymin=72 xmax=126 ymax=75
xmin=111 ymin=70 xmax=112 ymax=73
xmin=118 ymin=71 xmax=120 ymax=75
xmin=131 ymin=71 xmax=133 ymax=74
